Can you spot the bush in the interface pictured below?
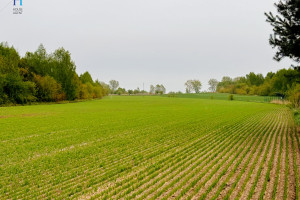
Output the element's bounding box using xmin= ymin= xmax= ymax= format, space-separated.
xmin=168 ymin=92 xmax=177 ymax=98
xmin=4 ymin=73 xmax=36 ymax=104
xmin=93 ymin=86 xmax=103 ymax=98
xmin=86 ymin=83 xmax=94 ymax=98
xmin=293 ymin=109 xmax=300 ymax=126
xmin=288 ymin=84 xmax=300 ymax=108
xmin=33 ymin=74 xmax=65 ymax=102
xmin=228 ymin=94 xmax=234 ymax=101
xmin=0 ymin=94 xmax=8 ymax=105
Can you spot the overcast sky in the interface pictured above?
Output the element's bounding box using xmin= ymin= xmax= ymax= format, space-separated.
xmin=0 ymin=0 xmax=297 ymax=92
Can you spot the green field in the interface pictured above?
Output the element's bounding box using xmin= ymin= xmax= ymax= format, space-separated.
xmin=0 ymin=96 xmax=299 ymax=199
xmin=164 ymin=93 xmax=283 ymax=103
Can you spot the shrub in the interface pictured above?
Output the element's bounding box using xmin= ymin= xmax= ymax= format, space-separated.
xmin=0 ymin=94 xmax=8 ymax=105
xmin=293 ymin=110 xmax=300 ymax=125
xmin=288 ymin=84 xmax=300 ymax=108
xmin=4 ymin=73 xmax=37 ymax=104
xmin=33 ymin=74 xmax=65 ymax=102
xmin=168 ymin=92 xmax=177 ymax=98
xmin=93 ymin=86 xmax=103 ymax=98
xmin=228 ymin=94 xmax=234 ymax=101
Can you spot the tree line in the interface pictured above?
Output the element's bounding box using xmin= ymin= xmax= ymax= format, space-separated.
xmin=0 ymin=43 xmax=108 ymax=105
xmin=108 ymin=80 xmax=166 ymax=95
xmin=182 ymin=68 xmax=299 ymax=107
xmin=216 ymin=69 xmax=299 ymax=99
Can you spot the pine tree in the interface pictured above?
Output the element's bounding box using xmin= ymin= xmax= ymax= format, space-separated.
xmin=265 ymin=0 xmax=300 ymax=70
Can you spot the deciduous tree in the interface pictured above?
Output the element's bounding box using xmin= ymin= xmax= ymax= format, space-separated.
xmin=208 ymin=79 xmax=219 ymax=92
xmin=109 ymin=80 xmax=119 ymax=94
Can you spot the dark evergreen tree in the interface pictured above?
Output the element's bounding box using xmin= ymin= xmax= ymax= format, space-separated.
xmin=265 ymin=0 xmax=300 ymax=69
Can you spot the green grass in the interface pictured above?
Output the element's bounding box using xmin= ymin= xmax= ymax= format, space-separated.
xmin=0 ymin=96 xmax=298 ymax=199
xmin=293 ymin=109 xmax=300 ymax=126
xmin=165 ymin=92 xmax=283 ymax=103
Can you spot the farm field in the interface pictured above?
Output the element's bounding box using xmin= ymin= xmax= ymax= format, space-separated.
xmin=164 ymin=93 xmax=282 ymax=103
xmin=0 ymin=96 xmax=299 ymax=199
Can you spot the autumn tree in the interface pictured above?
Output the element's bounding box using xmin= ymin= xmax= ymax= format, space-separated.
xmin=33 ymin=74 xmax=65 ymax=101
